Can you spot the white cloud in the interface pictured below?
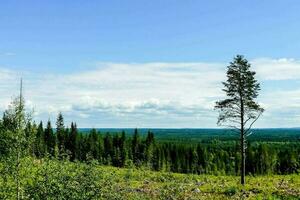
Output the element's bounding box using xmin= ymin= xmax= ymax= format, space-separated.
xmin=0 ymin=68 xmax=17 ymax=80
xmin=0 ymin=68 xmax=20 ymax=109
xmin=252 ymin=58 xmax=300 ymax=80
xmin=0 ymin=58 xmax=300 ymax=128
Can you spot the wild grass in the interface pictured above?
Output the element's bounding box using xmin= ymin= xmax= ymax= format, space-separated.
xmin=0 ymin=158 xmax=299 ymax=199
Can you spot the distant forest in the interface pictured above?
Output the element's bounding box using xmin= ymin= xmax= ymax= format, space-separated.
xmin=1 ymin=112 xmax=299 ymax=175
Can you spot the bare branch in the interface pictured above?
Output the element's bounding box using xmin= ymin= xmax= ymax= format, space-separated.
xmin=244 ymin=116 xmax=253 ymax=126
xmin=245 ymin=111 xmax=263 ymax=135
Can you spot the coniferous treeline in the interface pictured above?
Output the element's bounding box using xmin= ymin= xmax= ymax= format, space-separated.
xmin=1 ymin=112 xmax=299 ymax=175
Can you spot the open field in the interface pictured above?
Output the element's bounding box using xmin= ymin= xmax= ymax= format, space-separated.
xmin=1 ymin=158 xmax=299 ymax=200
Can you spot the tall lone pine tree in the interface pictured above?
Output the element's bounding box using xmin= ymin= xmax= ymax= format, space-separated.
xmin=215 ymin=55 xmax=264 ymax=185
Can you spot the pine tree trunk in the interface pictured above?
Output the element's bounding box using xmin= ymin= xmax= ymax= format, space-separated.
xmin=240 ymin=98 xmax=245 ymax=185
xmin=241 ymin=130 xmax=245 ymax=185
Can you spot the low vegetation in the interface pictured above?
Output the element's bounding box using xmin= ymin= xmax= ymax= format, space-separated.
xmin=0 ymin=157 xmax=299 ymax=199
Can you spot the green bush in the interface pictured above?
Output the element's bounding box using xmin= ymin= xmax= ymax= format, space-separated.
xmin=224 ymin=186 xmax=237 ymax=196
xmin=0 ymin=157 xmax=299 ymax=199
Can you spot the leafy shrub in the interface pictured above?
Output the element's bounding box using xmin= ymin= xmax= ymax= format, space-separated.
xmin=224 ymin=186 xmax=237 ymax=196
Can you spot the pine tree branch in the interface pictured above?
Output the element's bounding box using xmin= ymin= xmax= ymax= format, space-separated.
xmin=245 ymin=111 xmax=262 ymax=136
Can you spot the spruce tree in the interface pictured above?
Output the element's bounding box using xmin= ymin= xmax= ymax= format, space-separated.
xmin=24 ymin=121 xmax=36 ymax=156
xmin=103 ymin=133 xmax=113 ymax=164
xmin=89 ymin=128 xmax=100 ymax=160
xmin=145 ymin=131 xmax=155 ymax=168
xmin=56 ymin=112 xmax=65 ymax=155
xmin=44 ymin=120 xmax=56 ymax=156
xmin=131 ymin=128 xmax=140 ymax=166
xmin=215 ymin=55 xmax=264 ymax=184
xmin=69 ymin=122 xmax=78 ymax=160
xmin=35 ymin=121 xmax=45 ymax=157
xmin=120 ymin=130 xmax=127 ymax=167
xmin=112 ymin=134 xmax=121 ymax=167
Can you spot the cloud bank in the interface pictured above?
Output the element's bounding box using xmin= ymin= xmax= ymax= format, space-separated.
xmin=0 ymin=58 xmax=300 ymax=128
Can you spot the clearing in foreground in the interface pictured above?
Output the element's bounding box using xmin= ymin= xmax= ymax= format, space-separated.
xmin=1 ymin=159 xmax=299 ymax=200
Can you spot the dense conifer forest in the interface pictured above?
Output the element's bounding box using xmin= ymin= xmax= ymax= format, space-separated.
xmin=1 ymin=112 xmax=299 ymax=176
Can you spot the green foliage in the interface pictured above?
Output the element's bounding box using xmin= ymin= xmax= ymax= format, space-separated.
xmin=215 ymin=55 xmax=264 ymax=127
xmin=44 ymin=120 xmax=56 ymax=156
xmin=56 ymin=112 xmax=66 ymax=155
xmin=25 ymin=158 xmax=102 ymax=199
xmin=224 ymin=186 xmax=237 ymax=196
xmin=1 ymin=159 xmax=299 ymax=199
xmin=1 ymin=95 xmax=31 ymax=157
xmin=68 ymin=122 xmax=78 ymax=161
xmin=34 ymin=121 xmax=45 ymax=158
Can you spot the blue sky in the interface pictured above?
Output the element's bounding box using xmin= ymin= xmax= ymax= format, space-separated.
xmin=0 ymin=1 xmax=300 ymax=127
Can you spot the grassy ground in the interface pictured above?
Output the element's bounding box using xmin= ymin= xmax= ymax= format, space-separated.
xmin=1 ymin=159 xmax=299 ymax=199
xmin=97 ymin=166 xmax=300 ymax=200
